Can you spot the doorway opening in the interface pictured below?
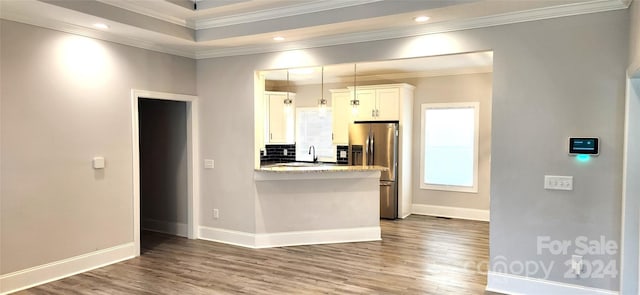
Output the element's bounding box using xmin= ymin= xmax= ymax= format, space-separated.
xmin=131 ymin=90 xmax=199 ymax=256
xmin=139 ymin=98 xmax=187 ymax=252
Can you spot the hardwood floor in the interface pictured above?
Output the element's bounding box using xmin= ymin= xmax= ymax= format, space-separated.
xmin=17 ymin=215 xmax=500 ymax=294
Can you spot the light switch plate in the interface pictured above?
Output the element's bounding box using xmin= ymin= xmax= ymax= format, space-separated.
xmin=92 ymin=157 xmax=105 ymax=169
xmin=544 ymin=175 xmax=573 ymax=191
xmin=204 ymin=159 xmax=214 ymax=169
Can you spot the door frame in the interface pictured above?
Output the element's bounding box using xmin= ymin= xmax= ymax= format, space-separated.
xmin=621 ymin=75 xmax=640 ymax=294
xmin=131 ymin=89 xmax=200 ymax=256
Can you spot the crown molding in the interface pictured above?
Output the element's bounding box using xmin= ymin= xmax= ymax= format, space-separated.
xmin=96 ymin=0 xmax=383 ymax=31
xmin=97 ymin=0 xmax=194 ymax=29
xmin=194 ymin=0 xmax=382 ymax=30
xmin=454 ymin=0 xmax=630 ymax=28
xmin=196 ymin=0 xmax=630 ymax=59
xmin=0 ymin=11 xmax=196 ymax=59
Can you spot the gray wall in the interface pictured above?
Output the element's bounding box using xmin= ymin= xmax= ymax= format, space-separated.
xmin=410 ymin=73 xmax=492 ymax=210
xmin=0 ymin=20 xmax=196 ymax=274
xmin=487 ymin=13 xmax=626 ymax=291
xmin=630 ymin=0 xmax=640 ymax=76
xmin=198 ymin=55 xmax=259 ymax=233
xmin=139 ymin=99 xmax=188 ymax=229
xmin=197 ymin=10 xmax=627 ymax=290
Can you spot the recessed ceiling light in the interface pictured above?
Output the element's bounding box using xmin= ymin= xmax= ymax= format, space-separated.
xmin=273 ymin=36 xmax=285 ymax=41
xmin=93 ymin=23 xmax=110 ymax=30
xmin=413 ymin=16 xmax=430 ymax=23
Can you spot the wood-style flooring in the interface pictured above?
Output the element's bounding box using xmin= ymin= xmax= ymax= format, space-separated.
xmin=17 ymin=215 xmax=499 ymax=294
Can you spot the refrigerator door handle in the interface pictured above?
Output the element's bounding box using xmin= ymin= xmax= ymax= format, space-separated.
xmin=365 ymin=136 xmax=370 ymax=164
xmin=370 ymin=134 xmax=374 ymax=165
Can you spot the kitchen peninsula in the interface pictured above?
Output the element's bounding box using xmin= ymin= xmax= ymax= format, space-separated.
xmin=253 ymin=164 xmax=387 ymax=247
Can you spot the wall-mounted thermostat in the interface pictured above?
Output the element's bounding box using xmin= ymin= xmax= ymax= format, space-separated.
xmin=568 ymin=137 xmax=599 ymax=156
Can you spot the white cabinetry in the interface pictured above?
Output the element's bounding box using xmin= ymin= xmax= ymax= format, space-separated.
xmin=350 ymin=87 xmax=401 ymax=121
xmin=351 ymin=89 xmax=374 ymax=121
xmin=330 ymin=89 xmax=351 ymax=145
xmin=374 ymin=88 xmax=401 ymax=120
xmin=265 ymin=91 xmax=295 ymax=144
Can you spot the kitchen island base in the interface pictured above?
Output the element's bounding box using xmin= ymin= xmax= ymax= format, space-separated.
xmin=252 ymin=168 xmax=383 ymax=248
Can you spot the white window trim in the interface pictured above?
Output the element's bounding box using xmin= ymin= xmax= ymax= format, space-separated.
xmin=420 ymin=102 xmax=479 ymax=193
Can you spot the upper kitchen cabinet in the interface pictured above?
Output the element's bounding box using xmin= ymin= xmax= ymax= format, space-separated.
xmin=265 ymin=91 xmax=295 ymax=144
xmin=375 ymin=88 xmax=402 ymax=120
xmin=352 ymin=89 xmax=375 ymax=122
xmin=330 ymin=89 xmax=351 ymax=145
xmin=349 ymin=84 xmax=413 ymax=121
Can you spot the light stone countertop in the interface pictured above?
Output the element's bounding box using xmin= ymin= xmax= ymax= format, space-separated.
xmin=256 ymin=163 xmax=388 ymax=173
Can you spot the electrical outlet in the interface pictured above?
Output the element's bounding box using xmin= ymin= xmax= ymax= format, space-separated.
xmin=544 ymin=175 xmax=573 ymax=190
xmin=571 ymin=255 xmax=583 ymax=275
xmin=204 ymin=159 xmax=214 ymax=169
xmin=213 ymin=209 xmax=219 ymax=219
xmin=283 ymin=149 xmax=288 ymax=156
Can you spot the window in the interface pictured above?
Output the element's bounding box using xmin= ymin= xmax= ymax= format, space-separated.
xmin=420 ymin=102 xmax=479 ymax=192
xmin=295 ymin=108 xmax=335 ymax=162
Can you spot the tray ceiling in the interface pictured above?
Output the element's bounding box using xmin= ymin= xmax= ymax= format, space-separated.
xmin=0 ymin=0 xmax=630 ymax=59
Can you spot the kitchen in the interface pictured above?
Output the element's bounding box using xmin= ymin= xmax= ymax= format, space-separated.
xmin=252 ymin=52 xmax=493 ymax=247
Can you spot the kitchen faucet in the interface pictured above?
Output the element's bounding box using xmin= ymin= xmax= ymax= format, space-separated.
xmin=308 ymin=145 xmax=318 ymax=163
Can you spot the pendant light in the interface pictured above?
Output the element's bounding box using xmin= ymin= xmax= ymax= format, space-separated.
xmin=283 ymin=70 xmax=293 ymax=113
xmin=318 ymin=66 xmax=327 ymax=116
xmin=350 ymin=64 xmax=359 ymax=115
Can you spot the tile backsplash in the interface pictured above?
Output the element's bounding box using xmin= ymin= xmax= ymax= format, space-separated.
xmin=260 ymin=144 xmax=350 ymax=165
xmin=260 ymin=144 xmax=296 ymax=165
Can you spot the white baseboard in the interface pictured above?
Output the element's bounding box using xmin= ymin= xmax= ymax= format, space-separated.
xmin=486 ymin=271 xmax=619 ymax=295
xmin=0 ymin=243 xmax=135 ymax=295
xmin=198 ymin=226 xmax=381 ymax=248
xmin=198 ymin=226 xmax=257 ymax=248
xmin=412 ymin=204 xmax=490 ymax=221
xmin=253 ymin=226 xmax=381 ymax=248
xmin=142 ymin=218 xmax=188 ymax=237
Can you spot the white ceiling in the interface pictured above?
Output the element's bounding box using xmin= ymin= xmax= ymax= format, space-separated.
xmin=0 ymin=0 xmax=630 ymax=60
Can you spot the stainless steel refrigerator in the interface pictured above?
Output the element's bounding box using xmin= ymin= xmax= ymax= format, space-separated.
xmin=348 ymin=121 xmax=399 ymax=219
